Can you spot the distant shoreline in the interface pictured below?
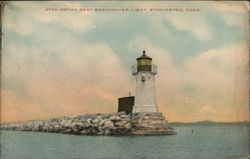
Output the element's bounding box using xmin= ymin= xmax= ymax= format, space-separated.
xmin=170 ymin=120 xmax=250 ymax=126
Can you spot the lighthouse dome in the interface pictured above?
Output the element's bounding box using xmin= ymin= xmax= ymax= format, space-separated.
xmin=136 ymin=50 xmax=152 ymax=60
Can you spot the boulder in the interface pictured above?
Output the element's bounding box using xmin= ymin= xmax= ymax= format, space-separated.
xmin=0 ymin=112 xmax=175 ymax=136
xmin=110 ymin=116 xmax=121 ymax=122
xmin=114 ymin=120 xmax=130 ymax=128
xmin=87 ymin=118 xmax=92 ymax=124
xmin=103 ymin=120 xmax=114 ymax=128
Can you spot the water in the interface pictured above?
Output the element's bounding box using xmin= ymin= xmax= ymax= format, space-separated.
xmin=1 ymin=125 xmax=249 ymax=159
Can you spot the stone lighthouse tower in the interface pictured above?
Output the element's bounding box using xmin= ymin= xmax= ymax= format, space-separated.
xmin=132 ymin=50 xmax=158 ymax=113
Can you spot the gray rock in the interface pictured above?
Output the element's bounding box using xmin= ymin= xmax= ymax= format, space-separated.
xmin=0 ymin=112 xmax=176 ymax=136
xmin=103 ymin=120 xmax=114 ymax=128
xmin=114 ymin=120 xmax=130 ymax=128
xmin=110 ymin=116 xmax=121 ymax=122
xmin=87 ymin=118 xmax=92 ymax=124
xmin=120 ymin=114 xmax=129 ymax=118
xmin=92 ymin=119 xmax=100 ymax=123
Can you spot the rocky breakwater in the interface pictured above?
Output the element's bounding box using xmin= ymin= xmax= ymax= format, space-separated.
xmin=1 ymin=112 xmax=176 ymax=135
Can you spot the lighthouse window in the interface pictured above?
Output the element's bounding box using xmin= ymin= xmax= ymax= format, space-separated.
xmin=141 ymin=76 xmax=146 ymax=82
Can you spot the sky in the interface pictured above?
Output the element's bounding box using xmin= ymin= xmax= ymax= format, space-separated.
xmin=1 ymin=1 xmax=249 ymax=123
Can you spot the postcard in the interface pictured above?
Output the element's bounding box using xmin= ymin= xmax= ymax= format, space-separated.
xmin=1 ymin=1 xmax=249 ymax=159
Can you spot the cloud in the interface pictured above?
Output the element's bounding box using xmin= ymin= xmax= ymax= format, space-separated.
xmin=175 ymin=44 xmax=248 ymax=122
xmin=210 ymin=1 xmax=249 ymax=14
xmin=4 ymin=1 xmax=96 ymax=36
xmin=131 ymin=2 xmax=213 ymax=41
xmin=220 ymin=14 xmax=247 ymax=28
xmin=165 ymin=14 xmax=213 ymax=42
xmin=2 ymin=37 xmax=130 ymax=122
xmin=4 ymin=6 xmax=39 ymax=36
xmin=128 ymin=37 xmax=248 ymax=122
xmin=2 ymin=1 xmax=248 ymax=123
xmin=136 ymin=2 xmax=248 ymax=42
xmin=208 ymin=1 xmax=249 ymax=28
xmin=145 ymin=11 xmax=213 ymax=42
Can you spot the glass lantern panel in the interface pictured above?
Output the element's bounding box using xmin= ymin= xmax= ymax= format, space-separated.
xmin=138 ymin=59 xmax=151 ymax=65
xmin=146 ymin=60 xmax=152 ymax=65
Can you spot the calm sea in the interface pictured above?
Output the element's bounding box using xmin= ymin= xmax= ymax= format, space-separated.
xmin=1 ymin=125 xmax=249 ymax=159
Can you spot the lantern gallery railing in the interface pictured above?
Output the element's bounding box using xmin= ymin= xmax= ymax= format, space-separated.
xmin=132 ymin=64 xmax=157 ymax=75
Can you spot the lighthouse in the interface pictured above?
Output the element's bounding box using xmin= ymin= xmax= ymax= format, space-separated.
xmin=117 ymin=50 xmax=175 ymax=135
xmin=132 ymin=50 xmax=158 ymax=113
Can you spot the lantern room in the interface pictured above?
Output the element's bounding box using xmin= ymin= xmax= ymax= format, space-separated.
xmin=136 ymin=50 xmax=152 ymax=72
